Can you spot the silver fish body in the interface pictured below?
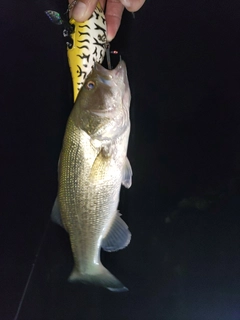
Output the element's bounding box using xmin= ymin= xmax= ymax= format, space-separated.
xmin=52 ymin=60 xmax=132 ymax=292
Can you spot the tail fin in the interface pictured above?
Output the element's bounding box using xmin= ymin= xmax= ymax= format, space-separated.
xmin=68 ymin=264 xmax=128 ymax=292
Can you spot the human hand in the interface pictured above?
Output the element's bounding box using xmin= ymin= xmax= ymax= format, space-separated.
xmin=68 ymin=0 xmax=145 ymax=41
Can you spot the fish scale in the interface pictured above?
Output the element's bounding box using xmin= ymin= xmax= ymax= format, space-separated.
xmin=59 ymin=119 xmax=121 ymax=264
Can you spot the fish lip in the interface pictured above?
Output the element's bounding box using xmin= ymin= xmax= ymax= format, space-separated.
xmin=113 ymin=59 xmax=127 ymax=75
xmin=90 ymin=109 xmax=113 ymax=117
xmin=95 ymin=60 xmax=127 ymax=76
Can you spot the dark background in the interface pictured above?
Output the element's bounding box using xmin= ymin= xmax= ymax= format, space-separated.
xmin=1 ymin=0 xmax=240 ymax=319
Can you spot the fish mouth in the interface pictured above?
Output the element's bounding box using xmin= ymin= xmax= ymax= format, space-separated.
xmin=90 ymin=109 xmax=113 ymax=117
xmin=94 ymin=60 xmax=127 ymax=79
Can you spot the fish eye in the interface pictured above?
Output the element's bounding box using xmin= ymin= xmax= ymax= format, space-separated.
xmin=86 ymin=81 xmax=95 ymax=90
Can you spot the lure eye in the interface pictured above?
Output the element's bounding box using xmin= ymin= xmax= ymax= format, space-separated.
xmin=86 ymin=81 xmax=95 ymax=90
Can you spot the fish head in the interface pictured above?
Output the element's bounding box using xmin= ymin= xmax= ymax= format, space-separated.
xmin=71 ymin=60 xmax=131 ymax=141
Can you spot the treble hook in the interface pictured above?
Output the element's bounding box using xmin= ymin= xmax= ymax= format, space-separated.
xmin=65 ymin=0 xmax=78 ymax=14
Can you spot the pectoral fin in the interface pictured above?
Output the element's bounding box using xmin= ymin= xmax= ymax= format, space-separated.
xmin=122 ymin=157 xmax=132 ymax=189
xmin=101 ymin=211 xmax=131 ymax=252
xmin=51 ymin=197 xmax=64 ymax=228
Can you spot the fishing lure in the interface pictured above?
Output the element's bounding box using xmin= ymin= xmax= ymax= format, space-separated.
xmin=46 ymin=3 xmax=107 ymax=101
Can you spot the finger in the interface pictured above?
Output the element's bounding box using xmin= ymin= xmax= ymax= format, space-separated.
xmin=69 ymin=0 xmax=105 ymax=22
xmin=105 ymin=0 xmax=124 ymax=41
xmin=120 ymin=0 xmax=145 ymax=12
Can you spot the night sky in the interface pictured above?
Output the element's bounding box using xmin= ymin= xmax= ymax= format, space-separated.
xmin=1 ymin=0 xmax=240 ymax=319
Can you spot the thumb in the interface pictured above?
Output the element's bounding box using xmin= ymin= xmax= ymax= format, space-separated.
xmin=70 ymin=0 xmax=99 ymax=22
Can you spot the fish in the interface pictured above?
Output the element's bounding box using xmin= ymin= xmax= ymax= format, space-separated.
xmin=52 ymin=60 xmax=132 ymax=292
xmin=45 ymin=3 xmax=107 ymax=101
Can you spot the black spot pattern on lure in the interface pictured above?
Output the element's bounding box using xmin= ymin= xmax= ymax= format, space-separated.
xmin=94 ymin=12 xmax=100 ymax=20
xmin=76 ymin=65 xmax=87 ymax=78
xmin=94 ymin=23 xmax=106 ymax=33
xmin=87 ymin=6 xmax=102 ymax=21
xmin=93 ymin=38 xmax=106 ymax=48
xmin=78 ymin=24 xmax=90 ymax=29
xmin=99 ymin=50 xmax=104 ymax=59
xmin=78 ymin=31 xmax=91 ymax=37
xmin=77 ymin=53 xmax=90 ymax=62
xmin=95 ymin=5 xmax=103 ymax=13
xmin=78 ymin=39 xmax=90 ymax=44
xmin=88 ymin=13 xmax=94 ymax=20
xmin=77 ymin=45 xmax=89 ymax=50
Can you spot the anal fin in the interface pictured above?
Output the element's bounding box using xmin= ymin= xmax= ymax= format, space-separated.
xmin=101 ymin=211 xmax=131 ymax=252
xmin=51 ymin=197 xmax=64 ymax=229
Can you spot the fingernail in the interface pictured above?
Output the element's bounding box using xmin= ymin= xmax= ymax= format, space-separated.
xmin=72 ymin=1 xmax=87 ymax=21
xmin=106 ymin=26 xmax=114 ymax=42
xmin=121 ymin=0 xmax=131 ymax=8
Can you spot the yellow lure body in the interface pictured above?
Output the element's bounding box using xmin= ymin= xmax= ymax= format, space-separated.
xmin=67 ymin=3 xmax=107 ymax=101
